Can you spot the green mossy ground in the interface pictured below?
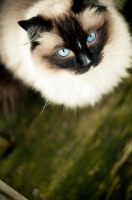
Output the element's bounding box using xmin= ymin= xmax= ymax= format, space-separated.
xmin=0 ymin=72 xmax=131 ymax=200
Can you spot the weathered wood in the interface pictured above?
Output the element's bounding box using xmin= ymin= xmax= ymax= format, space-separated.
xmin=0 ymin=180 xmax=28 ymax=200
xmin=0 ymin=193 xmax=12 ymax=200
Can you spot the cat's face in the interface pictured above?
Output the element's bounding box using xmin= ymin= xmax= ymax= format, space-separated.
xmin=19 ymin=0 xmax=113 ymax=74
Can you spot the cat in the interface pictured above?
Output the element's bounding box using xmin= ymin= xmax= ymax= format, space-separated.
xmin=0 ymin=0 xmax=131 ymax=110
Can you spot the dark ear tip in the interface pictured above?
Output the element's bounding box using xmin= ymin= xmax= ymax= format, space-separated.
xmin=18 ymin=20 xmax=27 ymax=30
xmin=18 ymin=20 xmax=23 ymax=27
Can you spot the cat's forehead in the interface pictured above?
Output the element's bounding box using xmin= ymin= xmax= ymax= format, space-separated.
xmin=26 ymin=0 xmax=107 ymax=25
xmin=25 ymin=0 xmax=72 ymax=19
xmin=37 ymin=10 xmax=107 ymax=49
xmin=36 ymin=10 xmax=106 ymax=51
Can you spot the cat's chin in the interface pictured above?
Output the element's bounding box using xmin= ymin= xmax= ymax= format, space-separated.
xmin=88 ymin=66 xmax=95 ymax=72
xmin=75 ymin=66 xmax=95 ymax=75
xmin=89 ymin=66 xmax=94 ymax=70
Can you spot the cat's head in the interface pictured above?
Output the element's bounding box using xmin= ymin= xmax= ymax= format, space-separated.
xmin=18 ymin=0 xmax=114 ymax=74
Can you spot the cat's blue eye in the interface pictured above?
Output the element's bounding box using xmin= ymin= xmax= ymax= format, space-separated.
xmin=87 ymin=32 xmax=96 ymax=43
xmin=58 ymin=48 xmax=70 ymax=57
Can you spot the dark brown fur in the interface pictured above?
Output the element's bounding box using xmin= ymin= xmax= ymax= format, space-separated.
xmin=0 ymin=64 xmax=27 ymax=116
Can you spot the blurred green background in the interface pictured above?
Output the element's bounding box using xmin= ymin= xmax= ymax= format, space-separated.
xmin=0 ymin=0 xmax=132 ymax=199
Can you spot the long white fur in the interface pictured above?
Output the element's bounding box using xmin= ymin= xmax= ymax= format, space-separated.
xmin=0 ymin=0 xmax=131 ymax=107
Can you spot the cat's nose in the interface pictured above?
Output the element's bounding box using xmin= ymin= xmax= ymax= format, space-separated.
xmin=79 ymin=54 xmax=92 ymax=68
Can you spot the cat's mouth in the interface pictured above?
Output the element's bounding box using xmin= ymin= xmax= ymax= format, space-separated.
xmin=89 ymin=66 xmax=94 ymax=70
xmin=74 ymin=65 xmax=95 ymax=75
xmin=87 ymin=66 xmax=95 ymax=73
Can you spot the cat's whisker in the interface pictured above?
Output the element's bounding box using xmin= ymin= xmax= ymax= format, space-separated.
xmin=39 ymin=99 xmax=52 ymax=116
xmin=103 ymin=20 xmax=118 ymax=52
xmin=106 ymin=23 xmax=130 ymax=52
xmin=62 ymin=105 xmax=64 ymax=114
xmin=104 ymin=53 xmax=132 ymax=56
xmin=101 ymin=54 xmax=114 ymax=63
xmin=23 ymin=41 xmax=32 ymax=45
xmin=54 ymin=72 xmax=72 ymax=82
xmin=74 ymin=106 xmax=77 ymax=118
xmin=103 ymin=40 xmax=130 ymax=53
xmin=54 ymin=74 xmax=70 ymax=83
xmin=103 ymin=20 xmax=130 ymax=52
xmin=22 ymin=38 xmax=38 ymax=46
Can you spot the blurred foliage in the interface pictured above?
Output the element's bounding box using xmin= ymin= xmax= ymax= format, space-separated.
xmin=0 ymin=72 xmax=132 ymax=200
xmin=115 ymin=0 xmax=126 ymax=10
xmin=0 ymin=0 xmax=132 ymax=199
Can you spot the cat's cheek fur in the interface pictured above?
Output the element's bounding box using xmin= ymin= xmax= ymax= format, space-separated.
xmin=0 ymin=0 xmax=132 ymax=108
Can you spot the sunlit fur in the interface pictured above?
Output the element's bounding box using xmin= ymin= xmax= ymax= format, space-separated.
xmin=0 ymin=0 xmax=131 ymax=107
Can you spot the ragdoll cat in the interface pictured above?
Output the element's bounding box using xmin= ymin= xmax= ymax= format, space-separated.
xmin=0 ymin=0 xmax=131 ymax=109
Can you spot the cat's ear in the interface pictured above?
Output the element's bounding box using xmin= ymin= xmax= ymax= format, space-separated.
xmin=72 ymin=0 xmax=105 ymax=13
xmin=18 ymin=17 xmax=52 ymax=40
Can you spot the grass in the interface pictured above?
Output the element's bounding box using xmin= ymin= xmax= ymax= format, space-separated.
xmin=0 ymin=71 xmax=132 ymax=200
